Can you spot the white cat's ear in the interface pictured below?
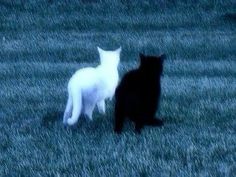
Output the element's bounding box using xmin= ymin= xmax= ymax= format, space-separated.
xmin=97 ymin=47 xmax=104 ymax=54
xmin=116 ymin=47 xmax=122 ymax=53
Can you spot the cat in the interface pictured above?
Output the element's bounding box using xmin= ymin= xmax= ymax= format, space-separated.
xmin=63 ymin=47 xmax=121 ymax=126
xmin=114 ymin=53 xmax=165 ymax=134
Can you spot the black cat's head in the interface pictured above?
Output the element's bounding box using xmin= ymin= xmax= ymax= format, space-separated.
xmin=139 ymin=53 xmax=166 ymax=76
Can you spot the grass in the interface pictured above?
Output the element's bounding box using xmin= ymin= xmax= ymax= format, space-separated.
xmin=0 ymin=0 xmax=236 ymax=176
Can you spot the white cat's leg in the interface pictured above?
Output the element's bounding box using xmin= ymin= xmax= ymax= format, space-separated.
xmin=109 ymin=89 xmax=116 ymax=101
xmin=84 ymin=101 xmax=96 ymax=121
xmin=63 ymin=94 xmax=73 ymax=124
xmin=67 ymin=89 xmax=82 ymax=126
xmin=97 ymin=100 xmax=105 ymax=114
xmin=109 ymin=96 xmax=113 ymax=101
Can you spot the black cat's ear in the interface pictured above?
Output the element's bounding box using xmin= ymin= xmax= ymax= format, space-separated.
xmin=160 ymin=54 xmax=166 ymax=62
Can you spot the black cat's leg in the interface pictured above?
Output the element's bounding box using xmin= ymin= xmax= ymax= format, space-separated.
xmin=114 ymin=103 xmax=125 ymax=134
xmin=114 ymin=113 xmax=125 ymax=134
xmin=134 ymin=119 xmax=144 ymax=134
xmin=146 ymin=118 xmax=164 ymax=126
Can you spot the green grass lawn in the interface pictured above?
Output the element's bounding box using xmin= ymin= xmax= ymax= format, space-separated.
xmin=0 ymin=0 xmax=236 ymax=176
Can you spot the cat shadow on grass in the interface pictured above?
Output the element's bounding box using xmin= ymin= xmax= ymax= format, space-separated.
xmin=223 ymin=12 xmax=236 ymax=22
xmin=41 ymin=110 xmax=85 ymax=129
xmin=41 ymin=109 xmax=112 ymax=133
xmin=41 ymin=111 xmax=63 ymax=129
xmin=162 ymin=116 xmax=184 ymax=125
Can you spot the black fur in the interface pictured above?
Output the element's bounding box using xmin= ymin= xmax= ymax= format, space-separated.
xmin=114 ymin=53 xmax=165 ymax=134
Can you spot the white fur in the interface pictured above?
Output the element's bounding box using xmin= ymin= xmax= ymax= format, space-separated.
xmin=63 ymin=47 xmax=121 ymax=126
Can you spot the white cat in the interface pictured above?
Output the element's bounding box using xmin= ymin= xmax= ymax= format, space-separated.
xmin=63 ymin=47 xmax=121 ymax=126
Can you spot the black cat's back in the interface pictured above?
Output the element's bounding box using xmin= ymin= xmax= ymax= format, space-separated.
xmin=114 ymin=53 xmax=165 ymax=134
xmin=115 ymin=69 xmax=140 ymax=100
xmin=116 ymin=69 xmax=159 ymax=112
xmin=115 ymin=69 xmax=142 ymax=116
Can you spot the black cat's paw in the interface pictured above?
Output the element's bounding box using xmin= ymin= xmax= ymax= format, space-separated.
xmin=135 ymin=128 xmax=142 ymax=134
xmin=135 ymin=124 xmax=143 ymax=134
xmin=114 ymin=128 xmax=122 ymax=134
xmin=154 ymin=119 xmax=164 ymax=126
xmin=146 ymin=118 xmax=164 ymax=126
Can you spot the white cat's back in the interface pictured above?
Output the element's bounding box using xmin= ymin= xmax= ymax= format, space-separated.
xmin=68 ymin=65 xmax=118 ymax=101
xmin=63 ymin=46 xmax=121 ymax=126
xmin=68 ymin=67 xmax=99 ymax=91
xmin=96 ymin=65 xmax=119 ymax=99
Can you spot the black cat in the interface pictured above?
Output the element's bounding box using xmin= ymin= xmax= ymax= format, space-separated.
xmin=114 ymin=53 xmax=165 ymax=134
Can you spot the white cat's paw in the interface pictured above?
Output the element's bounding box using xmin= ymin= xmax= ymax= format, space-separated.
xmin=98 ymin=105 xmax=105 ymax=114
xmin=88 ymin=115 xmax=93 ymax=121
xmin=97 ymin=100 xmax=106 ymax=114
xmin=109 ymin=97 xmax=113 ymax=101
xmin=101 ymin=108 xmax=106 ymax=114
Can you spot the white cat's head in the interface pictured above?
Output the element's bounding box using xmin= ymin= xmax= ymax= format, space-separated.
xmin=97 ymin=47 xmax=121 ymax=67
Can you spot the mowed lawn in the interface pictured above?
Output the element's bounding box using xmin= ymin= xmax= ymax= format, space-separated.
xmin=0 ymin=1 xmax=236 ymax=176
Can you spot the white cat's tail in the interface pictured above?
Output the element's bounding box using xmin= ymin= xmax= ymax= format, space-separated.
xmin=66 ymin=86 xmax=82 ymax=126
xmin=63 ymin=92 xmax=73 ymax=125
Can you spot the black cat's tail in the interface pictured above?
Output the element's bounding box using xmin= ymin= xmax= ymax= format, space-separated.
xmin=145 ymin=118 xmax=164 ymax=126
